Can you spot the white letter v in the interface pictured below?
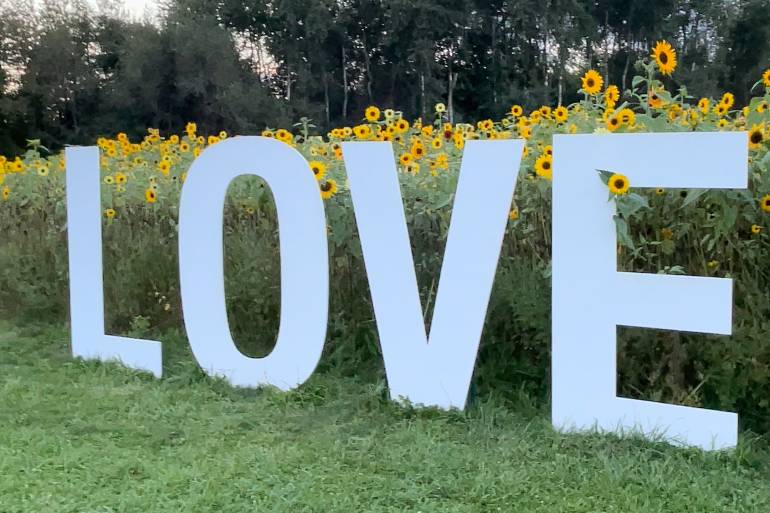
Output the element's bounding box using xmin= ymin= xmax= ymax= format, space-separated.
xmin=343 ymin=140 xmax=523 ymax=409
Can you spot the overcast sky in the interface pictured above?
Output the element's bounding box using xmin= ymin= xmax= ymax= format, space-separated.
xmin=123 ymin=0 xmax=154 ymax=14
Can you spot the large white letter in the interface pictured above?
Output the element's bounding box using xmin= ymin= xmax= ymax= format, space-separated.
xmin=343 ymin=140 xmax=524 ymax=409
xmin=66 ymin=147 xmax=162 ymax=376
xmin=179 ymin=136 xmax=328 ymax=390
xmin=551 ymin=132 xmax=747 ymax=450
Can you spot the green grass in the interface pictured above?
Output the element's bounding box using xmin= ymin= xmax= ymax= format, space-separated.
xmin=1 ymin=321 xmax=769 ymax=512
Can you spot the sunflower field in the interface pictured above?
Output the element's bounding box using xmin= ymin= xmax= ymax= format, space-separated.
xmin=1 ymin=47 xmax=770 ymax=430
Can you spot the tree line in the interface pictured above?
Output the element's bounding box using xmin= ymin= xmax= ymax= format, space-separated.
xmin=1 ymin=0 xmax=769 ymax=155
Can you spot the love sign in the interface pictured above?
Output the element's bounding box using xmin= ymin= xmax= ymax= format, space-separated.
xmin=64 ymin=131 xmax=747 ymax=451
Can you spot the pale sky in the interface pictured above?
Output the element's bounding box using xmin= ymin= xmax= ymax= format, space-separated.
xmin=122 ymin=0 xmax=155 ymax=15
xmin=118 ymin=0 xmax=158 ymax=17
xmin=89 ymin=0 xmax=159 ymax=19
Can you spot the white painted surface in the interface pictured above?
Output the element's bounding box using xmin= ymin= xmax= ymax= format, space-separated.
xmin=551 ymin=132 xmax=747 ymax=450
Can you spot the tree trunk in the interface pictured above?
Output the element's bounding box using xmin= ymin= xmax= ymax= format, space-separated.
xmin=362 ymin=36 xmax=373 ymax=103
xmin=286 ymin=62 xmax=292 ymax=101
xmin=420 ymin=71 xmax=426 ymax=120
xmin=342 ymin=46 xmax=349 ymax=120
xmin=491 ymin=14 xmax=498 ymax=107
xmin=323 ymin=72 xmax=330 ymax=126
xmin=621 ymin=47 xmax=632 ymax=92
xmin=448 ymin=62 xmax=458 ymax=124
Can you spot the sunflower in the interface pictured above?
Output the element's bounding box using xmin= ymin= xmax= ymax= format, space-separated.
xmin=115 ymin=172 xmax=127 ymax=184
xmin=104 ymin=175 xmax=115 ymax=185
xmin=667 ymin=106 xmax=681 ymax=122
xmin=604 ymin=85 xmax=620 ymax=107
xmin=158 ymin=160 xmax=171 ymax=176
xmin=308 ymin=160 xmax=326 ymax=181
xmin=320 ymin=179 xmax=338 ymax=200
xmin=714 ymin=103 xmax=727 ymax=117
xmin=648 ymin=91 xmax=664 ymax=109
xmin=275 ymin=129 xmax=293 ymax=144
xmin=581 ymin=69 xmax=603 ymax=95
xmin=608 ymin=173 xmax=630 ymax=195
xmin=618 ymin=108 xmax=636 ymax=126
xmin=748 ymin=124 xmax=765 ymax=150
xmin=104 ymin=208 xmax=116 ymax=219
xmin=399 ymin=153 xmax=413 ymax=166
xmin=751 ymin=224 xmax=762 ymax=235
xmin=509 ymin=209 xmax=519 ymax=221
xmin=720 ymin=92 xmax=735 ymax=110
xmin=431 ymin=138 xmax=442 ymax=149
xmin=353 ymin=124 xmax=372 ymax=140
xmin=180 ymin=142 xmax=190 ymax=152
xmin=655 ymin=188 xmax=665 ymax=196
xmin=553 ymin=106 xmax=568 ymax=123
xmin=760 ymin=195 xmax=770 ymax=213
xmin=405 ymin=162 xmax=420 ymax=175
xmin=697 ymin=98 xmax=710 ymax=114
xmin=395 ymin=119 xmax=409 ymax=133
xmin=606 ymin=116 xmax=621 ymax=132
xmin=145 ymin=188 xmax=157 ymax=204
xmin=539 ymin=106 xmax=552 ymax=118
xmin=763 ymin=69 xmax=770 ymax=88
xmin=651 ymin=41 xmax=677 ymax=75
xmin=510 ymin=105 xmax=523 ymax=117
xmin=534 ymin=154 xmax=553 ymax=180
xmin=410 ymin=141 xmax=426 ymax=159
xmin=435 ymin=103 xmax=446 ymax=114
xmin=365 ymin=106 xmax=380 ymax=122
xmin=1 ymin=186 xmax=9 ymax=200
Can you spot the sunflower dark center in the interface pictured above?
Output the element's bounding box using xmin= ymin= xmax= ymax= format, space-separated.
xmin=543 ymin=161 xmax=551 ymax=170
xmin=614 ymin=179 xmax=625 ymax=189
xmin=750 ymin=132 xmax=763 ymax=144
xmin=321 ymin=183 xmax=332 ymax=192
xmin=587 ymin=78 xmax=595 ymax=87
xmin=660 ymin=52 xmax=668 ymax=64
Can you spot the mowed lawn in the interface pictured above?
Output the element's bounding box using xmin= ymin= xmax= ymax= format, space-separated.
xmin=1 ymin=322 xmax=769 ymax=513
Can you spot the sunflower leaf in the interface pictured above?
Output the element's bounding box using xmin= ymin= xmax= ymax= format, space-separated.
xmin=681 ymin=188 xmax=707 ymax=208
